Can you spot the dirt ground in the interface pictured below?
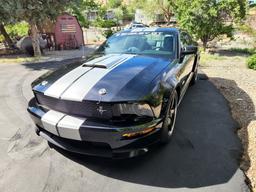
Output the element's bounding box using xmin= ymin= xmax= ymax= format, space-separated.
xmin=201 ymin=51 xmax=256 ymax=191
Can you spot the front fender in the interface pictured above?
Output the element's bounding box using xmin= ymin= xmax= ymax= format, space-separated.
xmin=143 ymin=64 xmax=180 ymax=119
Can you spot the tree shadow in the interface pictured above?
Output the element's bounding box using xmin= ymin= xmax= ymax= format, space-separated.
xmin=50 ymin=77 xmax=253 ymax=189
xmin=208 ymin=49 xmax=250 ymax=58
xmin=21 ymin=46 xmax=96 ymax=71
xmin=21 ymin=58 xmax=83 ymax=71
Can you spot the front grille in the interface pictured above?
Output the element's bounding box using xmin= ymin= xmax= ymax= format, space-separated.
xmin=35 ymin=92 xmax=154 ymax=125
xmin=35 ymin=93 xmax=113 ymax=119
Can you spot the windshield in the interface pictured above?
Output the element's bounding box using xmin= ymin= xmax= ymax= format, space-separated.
xmin=96 ymin=31 xmax=176 ymax=58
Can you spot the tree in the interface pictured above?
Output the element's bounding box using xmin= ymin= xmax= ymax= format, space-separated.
xmin=107 ymin=0 xmax=122 ymax=9
xmin=1 ymin=22 xmax=29 ymax=41
xmin=69 ymin=0 xmax=99 ymax=28
xmin=130 ymin=0 xmax=174 ymax=24
xmin=4 ymin=0 xmax=72 ymax=56
xmin=0 ymin=2 xmax=16 ymax=48
xmin=154 ymin=0 xmax=174 ymax=24
xmin=173 ymin=0 xmax=247 ymax=50
xmin=113 ymin=7 xmax=124 ymax=28
xmin=0 ymin=24 xmax=14 ymax=48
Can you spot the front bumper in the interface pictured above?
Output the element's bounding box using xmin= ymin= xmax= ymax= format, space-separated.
xmin=27 ymin=98 xmax=163 ymax=158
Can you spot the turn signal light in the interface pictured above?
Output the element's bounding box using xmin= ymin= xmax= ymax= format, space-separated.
xmin=122 ymin=127 xmax=156 ymax=139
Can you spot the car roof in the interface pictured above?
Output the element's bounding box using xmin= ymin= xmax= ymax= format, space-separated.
xmin=120 ymin=27 xmax=180 ymax=34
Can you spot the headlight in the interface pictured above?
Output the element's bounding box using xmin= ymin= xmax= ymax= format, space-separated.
xmin=113 ymin=103 xmax=154 ymax=117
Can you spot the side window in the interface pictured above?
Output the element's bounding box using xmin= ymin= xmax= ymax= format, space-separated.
xmin=180 ymin=32 xmax=192 ymax=47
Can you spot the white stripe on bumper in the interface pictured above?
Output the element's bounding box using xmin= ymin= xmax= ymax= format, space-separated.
xmin=41 ymin=110 xmax=86 ymax=140
xmin=57 ymin=115 xmax=85 ymax=140
xmin=41 ymin=110 xmax=65 ymax=135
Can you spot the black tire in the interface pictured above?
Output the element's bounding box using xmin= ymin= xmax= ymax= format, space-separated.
xmin=160 ymin=90 xmax=178 ymax=144
xmin=190 ymin=67 xmax=198 ymax=86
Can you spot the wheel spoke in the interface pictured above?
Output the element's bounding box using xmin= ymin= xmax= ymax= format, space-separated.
xmin=167 ymin=94 xmax=178 ymax=136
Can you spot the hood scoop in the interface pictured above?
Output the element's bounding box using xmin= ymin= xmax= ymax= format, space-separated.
xmin=82 ymin=54 xmax=134 ymax=69
xmin=83 ymin=63 xmax=107 ymax=68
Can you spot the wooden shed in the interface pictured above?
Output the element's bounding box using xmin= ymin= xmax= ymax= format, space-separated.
xmin=54 ymin=13 xmax=84 ymax=50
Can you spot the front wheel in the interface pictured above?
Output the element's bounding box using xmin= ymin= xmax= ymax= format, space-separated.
xmin=190 ymin=68 xmax=198 ymax=86
xmin=160 ymin=90 xmax=178 ymax=144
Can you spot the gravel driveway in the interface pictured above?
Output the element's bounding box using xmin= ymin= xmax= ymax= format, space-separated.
xmin=0 ymin=60 xmax=250 ymax=192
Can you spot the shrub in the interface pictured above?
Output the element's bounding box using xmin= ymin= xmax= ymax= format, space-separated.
xmin=247 ymin=54 xmax=256 ymax=70
xmin=93 ymin=19 xmax=116 ymax=28
xmin=0 ymin=22 xmax=29 ymax=43
xmin=103 ymin=29 xmax=114 ymax=38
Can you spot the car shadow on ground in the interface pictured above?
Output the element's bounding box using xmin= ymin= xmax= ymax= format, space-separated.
xmin=51 ymin=77 xmax=253 ymax=189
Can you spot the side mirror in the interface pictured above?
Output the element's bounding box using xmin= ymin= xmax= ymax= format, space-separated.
xmin=181 ymin=45 xmax=198 ymax=56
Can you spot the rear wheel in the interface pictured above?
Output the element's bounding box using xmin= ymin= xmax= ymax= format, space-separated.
xmin=160 ymin=90 xmax=178 ymax=144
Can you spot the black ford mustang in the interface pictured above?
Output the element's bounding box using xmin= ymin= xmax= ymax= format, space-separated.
xmin=28 ymin=28 xmax=200 ymax=158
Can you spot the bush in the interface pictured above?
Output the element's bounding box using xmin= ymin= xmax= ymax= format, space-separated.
xmin=247 ymin=54 xmax=256 ymax=70
xmin=0 ymin=22 xmax=29 ymax=43
xmin=93 ymin=19 xmax=116 ymax=28
xmin=103 ymin=29 xmax=114 ymax=38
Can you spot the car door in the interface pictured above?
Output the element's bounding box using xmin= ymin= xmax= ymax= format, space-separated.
xmin=177 ymin=32 xmax=195 ymax=95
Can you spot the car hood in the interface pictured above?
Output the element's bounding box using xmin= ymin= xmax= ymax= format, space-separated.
xmin=33 ymin=54 xmax=172 ymax=102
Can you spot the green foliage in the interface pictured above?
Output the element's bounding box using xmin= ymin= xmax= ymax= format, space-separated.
xmin=131 ymin=0 xmax=174 ymax=23
xmin=103 ymin=29 xmax=114 ymax=38
xmin=0 ymin=22 xmax=29 ymax=42
xmin=0 ymin=1 xmax=17 ymax=24
xmin=107 ymin=0 xmax=122 ymax=9
xmin=1 ymin=0 xmax=72 ymax=24
xmin=247 ymin=54 xmax=256 ymax=70
xmin=122 ymin=6 xmax=134 ymax=21
xmin=69 ymin=0 xmax=99 ymax=28
xmin=70 ymin=6 xmax=90 ymax=28
xmin=6 ymin=22 xmax=29 ymax=38
xmin=87 ymin=5 xmax=117 ymax=28
xmin=93 ymin=19 xmax=116 ymax=28
xmin=173 ymin=0 xmax=247 ymax=50
xmin=238 ymin=24 xmax=256 ymax=36
xmin=113 ymin=7 xmax=124 ymax=21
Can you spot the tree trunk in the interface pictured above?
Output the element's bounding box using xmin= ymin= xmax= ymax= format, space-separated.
xmin=202 ymin=40 xmax=207 ymax=52
xmin=30 ymin=22 xmax=41 ymax=57
xmin=165 ymin=14 xmax=171 ymax=25
xmin=0 ymin=23 xmax=14 ymax=48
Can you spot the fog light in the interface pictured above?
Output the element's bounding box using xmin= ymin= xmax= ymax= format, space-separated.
xmin=122 ymin=127 xmax=156 ymax=139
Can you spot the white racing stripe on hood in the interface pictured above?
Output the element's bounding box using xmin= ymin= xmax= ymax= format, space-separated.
xmin=44 ymin=66 xmax=92 ymax=98
xmin=61 ymin=54 xmax=135 ymax=101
